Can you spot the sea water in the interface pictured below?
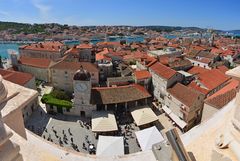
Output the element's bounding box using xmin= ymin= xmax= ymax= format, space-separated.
xmin=0 ymin=36 xmax=145 ymax=59
xmin=0 ymin=43 xmax=19 ymax=59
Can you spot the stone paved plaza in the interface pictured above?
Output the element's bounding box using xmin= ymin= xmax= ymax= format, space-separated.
xmin=25 ymin=107 xmax=142 ymax=154
xmin=25 ymin=83 xmax=165 ymax=154
xmin=42 ymin=118 xmax=97 ymax=153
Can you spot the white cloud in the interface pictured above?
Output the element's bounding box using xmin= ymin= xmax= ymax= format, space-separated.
xmin=31 ymin=0 xmax=52 ymax=22
xmin=0 ymin=11 xmax=9 ymax=17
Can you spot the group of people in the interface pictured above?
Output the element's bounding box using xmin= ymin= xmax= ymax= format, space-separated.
xmin=41 ymin=123 xmax=97 ymax=154
xmin=83 ymin=135 xmax=96 ymax=154
xmin=42 ymin=126 xmax=81 ymax=152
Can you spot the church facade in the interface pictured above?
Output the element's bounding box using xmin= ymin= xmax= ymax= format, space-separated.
xmin=46 ymin=67 xmax=96 ymax=118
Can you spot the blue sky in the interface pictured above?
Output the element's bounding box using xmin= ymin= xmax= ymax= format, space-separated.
xmin=0 ymin=0 xmax=239 ymax=30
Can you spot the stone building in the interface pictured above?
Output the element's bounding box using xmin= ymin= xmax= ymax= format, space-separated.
xmin=95 ymin=49 xmax=113 ymax=81
xmin=64 ymin=44 xmax=96 ymax=63
xmin=133 ymin=70 xmax=152 ymax=90
xmin=18 ymin=56 xmax=52 ymax=82
xmin=77 ymin=44 xmax=96 ymax=62
xmin=149 ymin=62 xmax=183 ymax=102
xmin=46 ymin=67 xmax=151 ymax=118
xmin=147 ymin=47 xmax=182 ymax=58
xmin=19 ymin=41 xmax=67 ymax=61
xmin=50 ymin=60 xmax=99 ymax=92
xmin=164 ymin=83 xmax=205 ymax=131
xmin=0 ymin=69 xmax=36 ymax=90
xmin=201 ymin=79 xmax=239 ymax=122
xmin=187 ymin=68 xmax=231 ymax=97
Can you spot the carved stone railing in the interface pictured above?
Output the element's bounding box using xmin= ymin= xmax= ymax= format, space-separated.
xmin=0 ymin=75 xmax=23 ymax=161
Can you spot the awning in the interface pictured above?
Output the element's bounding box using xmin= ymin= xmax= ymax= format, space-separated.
xmin=169 ymin=112 xmax=187 ymax=129
xmin=135 ymin=126 xmax=164 ymax=151
xmin=96 ymin=135 xmax=124 ymax=156
xmin=162 ymin=105 xmax=172 ymax=115
xmin=162 ymin=106 xmax=187 ymax=129
xmin=131 ymin=107 xmax=158 ymax=126
xmin=91 ymin=111 xmax=118 ymax=132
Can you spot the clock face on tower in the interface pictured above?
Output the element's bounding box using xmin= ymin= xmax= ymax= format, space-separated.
xmin=76 ymin=83 xmax=87 ymax=92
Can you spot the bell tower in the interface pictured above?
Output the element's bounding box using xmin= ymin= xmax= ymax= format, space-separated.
xmin=73 ymin=66 xmax=91 ymax=106
xmin=72 ymin=66 xmax=95 ymax=117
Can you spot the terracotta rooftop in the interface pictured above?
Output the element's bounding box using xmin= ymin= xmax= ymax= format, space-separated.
xmin=50 ymin=60 xmax=98 ymax=73
xmin=141 ymin=56 xmax=158 ymax=68
xmin=123 ymin=51 xmax=147 ymax=61
xmin=149 ymin=62 xmax=176 ymax=80
xmin=19 ymin=56 xmax=52 ymax=68
xmin=222 ymin=49 xmax=235 ymax=56
xmin=187 ymin=66 xmax=209 ymax=75
xmin=211 ymin=48 xmax=223 ymax=54
xmin=167 ymin=83 xmax=203 ymax=107
xmin=168 ymin=59 xmax=192 ymax=69
xmin=65 ymin=47 xmax=79 ymax=55
xmin=76 ymin=44 xmax=93 ymax=49
xmin=216 ymin=65 xmax=229 ymax=74
xmin=188 ymin=81 xmax=209 ymax=95
xmin=190 ymin=45 xmax=207 ymax=51
xmin=134 ymin=70 xmax=151 ymax=80
xmin=91 ymin=84 xmax=151 ymax=105
xmin=188 ymin=57 xmax=212 ymax=64
xmin=19 ymin=41 xmax=64 ymax=52
xmin=158 ymin=56 xmax=180 ymax=65
xmin=0 ymin=69 xmax=33 ymax=86
xmin=204 ymin=79 xmax=239 ymax=109
xmin=95 ymin=48 xmax=110 ymax=61
xmin=97 ymin=41 xmax=122 ymax=47
xmin=198 ymin=69 xmax=230 ymax=91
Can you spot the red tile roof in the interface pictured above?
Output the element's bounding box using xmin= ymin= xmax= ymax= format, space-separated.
xmin=216 ymin=65 xmax=228 ymax=74
xmin=19 ymin=56 xmax=52 ymax=68
xmin=168 ymin=83 xmax=203 ymax=107
xmin=205 ymin=79 xmax=239 ymax=109
xmin=159 ymin=56 xmax=170 ymax=65
xmin=65 ymin=47 xmax=79 ymax=55
xmin=0 ymin=69 xmax=33 ymax=86
xmin=149 ymin=62 xmax=176 ymax=80
xmin=76 ymin=44 xmax=93 ymax=49
xmin=51 ymin=61 xmax=98 ymax=72
xmin=187 ymin=66 xmax=209 ymax=75
xmin=97 ymin=41 xmax=122 ymax=47
xmin=20 ymin=41 xmax=64 ymax=52
xmin=91 ymin=84 xmax=151 ymax=104
xmin=198 ymin=69 xmax=230 ymax=91
xmin=134 ymin=70 xmax=151 ymax=80
xmin=95 ymin=48 xmax=110 ymax=61
xmin=190 ymin=45 xmax=207 ymax=51
xmin=211 ymin=48 xmax=223 ymax=54
xmin=188 ymin=81 xmax=209 ymax=95
xmin=123 ymin=51 xmax=147 ymax=61
xmin=222 ymin=49 xmax=235 ymax=56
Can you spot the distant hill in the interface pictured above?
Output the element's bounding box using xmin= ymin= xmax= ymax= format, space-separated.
xmin=138 ymin=25 xmax=206 ymax=33
xmin=0 ymin=21 xmax=46 ymax=34
xmin=0 ymin=21 xmax=232 ymax=34
xmin=227 ymin=30 xmax=240 ymax=35
xmin=0 ymin=21 xmax=69 ymax=34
